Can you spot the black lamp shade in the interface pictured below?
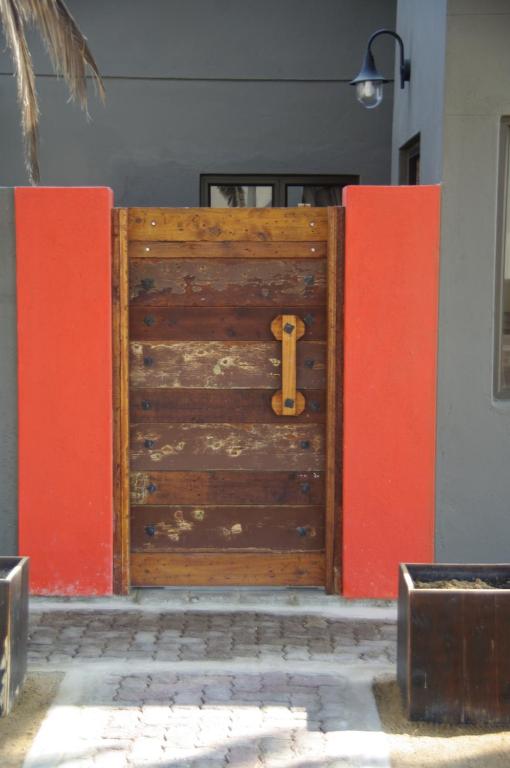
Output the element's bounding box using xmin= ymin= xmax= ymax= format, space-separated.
xmin=350 ymin=49 xmax=389 ymax=87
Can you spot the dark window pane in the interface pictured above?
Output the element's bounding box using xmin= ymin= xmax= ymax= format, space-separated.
xmin=497 ymin=123 xmax=510 ymax=395
xmin=210 ymin=185 xmax=273 ymax=208
xmin=286 ymin=185 xmax=343 ymax=207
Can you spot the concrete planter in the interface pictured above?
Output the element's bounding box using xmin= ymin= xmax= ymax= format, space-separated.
xmin=398 ymin=563 xmax=510 ymax=724
xmin=0 ymin=557 xmax=29 ymax=716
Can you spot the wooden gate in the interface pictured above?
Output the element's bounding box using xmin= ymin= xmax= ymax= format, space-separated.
xmin=113 ymin=207 xmax=343 ymax=593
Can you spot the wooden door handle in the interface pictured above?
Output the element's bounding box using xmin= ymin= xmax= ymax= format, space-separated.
xmin=271 ymin=314 xmax=305 ymax=416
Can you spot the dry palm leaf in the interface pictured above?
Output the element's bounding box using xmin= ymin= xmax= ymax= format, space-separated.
xmin=0 ymin=0 xmax=104 ymax=184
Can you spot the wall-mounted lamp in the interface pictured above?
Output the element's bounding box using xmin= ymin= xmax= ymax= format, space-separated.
xmin=350 ymin=29 xmax=410 ymax=109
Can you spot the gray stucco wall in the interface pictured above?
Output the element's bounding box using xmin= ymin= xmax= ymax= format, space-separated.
xmin=0 ymin=0 xmax=395 ymax=205
xmin=435 ymin=0 xmax=510 ymax=561
xmin=391 ymin=0 xmax=447 ymax=184
xmin=0 ymin=189 xmax=17 ymax=556
xmin=393 ymin=0 xmax=510 ymax=562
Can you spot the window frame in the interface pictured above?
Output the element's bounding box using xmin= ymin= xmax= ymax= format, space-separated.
xmin=494 ymin=119 xmax=510 ymax=399
xmin=399 ymin=134 xmax=421 ymax=185
xmin=200 ymin=173 xmax=359 ymax=207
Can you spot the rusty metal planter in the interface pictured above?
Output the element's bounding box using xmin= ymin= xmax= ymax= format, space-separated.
xmin=0 ymin=557 xmax=29 ymax=717
xmin=398 ymin=563 xmax=510 ymax=725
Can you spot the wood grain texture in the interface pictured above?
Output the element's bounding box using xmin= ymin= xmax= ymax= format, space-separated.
xmin=325 ymin=207 xmax=343 ymax=594
xmin=129 ymin=258 xmax=326 ymax=307
xmin=282 ymin=314 xmax=299 ymax=416
xmin=129 ymin=423 xmax=325 ymax=471
xmin=129 ymin=306 xmax=326 ymax=341
xmin=129 ymin=341 xmax=326 ymax=389
xmin=129 ymin=388 xmax=326 ymax=424
xmin=130 ymin=552 xmax=325 ymax=586
xmin=129 ymin=241 xmax=326 ymax=259
xmin=128 ymin=208 xmax=328 ymax=242
xmin=400 ymin=565 xmax=510 ymax=724
xmin=112 ymin=208 xmax=130 ymax=595
xmin=130 ymin=470 xmax=325 ymax=506
xmin=130 ymin=505 xmax=324 ymax=552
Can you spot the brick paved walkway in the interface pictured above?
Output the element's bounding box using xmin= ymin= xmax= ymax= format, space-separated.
xmin=24 ymin=605 xmax=396 ymax=768
xmin=28 ymin=610 xmax=396 ymax=666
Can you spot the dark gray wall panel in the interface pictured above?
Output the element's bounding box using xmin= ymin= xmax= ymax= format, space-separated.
xmin=391 ymin=0 xmax=447 ymax=183
xmin=0 ymin=0 xmax=396 ymax=202
xmin=0 ymin=0 xmax=397 ymax=80
xmin=0 ymin=78 xmax=394 ymax=206
xmin=0 ymin=188 xmax=17 ymax=555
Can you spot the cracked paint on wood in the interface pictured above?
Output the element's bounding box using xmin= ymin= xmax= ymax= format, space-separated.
xmin=130 ymin=341 xmax=326 ymax=389
xmin=131 ymin=505 xmax=324 ymax=551
xmin=130 ymin=423 xmax=324 ymax=471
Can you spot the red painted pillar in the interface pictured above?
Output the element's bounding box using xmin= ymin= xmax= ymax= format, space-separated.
xmin=16 ymin=188 xmax=114 ymax=595
xmin=342 ymin=186 xmax=440 ymax=598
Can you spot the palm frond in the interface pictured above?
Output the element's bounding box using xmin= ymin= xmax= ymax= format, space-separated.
xmin=0 ymin=0 xmax=105 ymax=184
xmin=21 ymin=0 xmax=105 ymax=107
xmin=0 ymin=0 xmax=39 ymax=182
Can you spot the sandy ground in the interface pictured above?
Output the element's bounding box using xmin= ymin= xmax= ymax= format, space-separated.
xmin=375 ymin=676 xmax=510 ymax=768
xmin=0 ymin=672 xmax=62 ymax=768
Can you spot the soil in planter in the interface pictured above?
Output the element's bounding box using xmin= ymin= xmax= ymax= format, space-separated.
xmin=414 ymin=578 xmax=510 ymax=590
xmin=374 ymin=676 xmax=510 ymax=767
xmin=0 ymin=569 xmax=12 ymax=579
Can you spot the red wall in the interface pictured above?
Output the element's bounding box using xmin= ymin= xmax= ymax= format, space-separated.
xmin=16 ymin=188 xmax=114 ymax=595
xmin=342 ymin=185 xmax=440 ymax=599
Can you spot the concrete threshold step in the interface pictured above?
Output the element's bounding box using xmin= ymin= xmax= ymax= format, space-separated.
xmin=30 ymin=587 xmax=396 ymax=621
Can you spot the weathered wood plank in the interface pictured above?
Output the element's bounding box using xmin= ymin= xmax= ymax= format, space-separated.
xmin=130 ymin=552 xmax=325 ymax=586
xmin=130 ymin=505 xmax=324 ymax=552
xmin=128 ymin=208 xmax=328 ymax=242
xmin=325 ymin=207 xmax=344 ymax=594
xmin=129 ymin=241 xmax=326 ymax=259
xmin=129 ymin=258 xmax=326 ymax=307
xmin=129 ymin=389 xmax=326 ymax=423
xmin=129 ymin=341 xmax=326 ymax=389
xmin=129 ymin=306 xmax=326 ymax=341
xmin=112 ymin=208 xmax=130 ymax=595
xmin=129 ymin=423 xmax=325 ymax=471
xmin=130 ymin=471 xmax=325 ymax=506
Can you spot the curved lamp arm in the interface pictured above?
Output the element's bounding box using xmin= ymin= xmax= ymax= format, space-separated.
xmin=367 ymin=29 xmax=411 ymax=89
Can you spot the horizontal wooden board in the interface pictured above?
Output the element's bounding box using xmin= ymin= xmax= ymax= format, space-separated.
xmin=130 ymin=505 xmax=324 ymax=552
xmin=129 ymin=258 xmax=326 ymax=307
xmin=130 ymin=341 xmax=326 ymax=389
xmin=128 ymin=208 xmax=328 ymax=242
xmin=129 ymin=306 xmax=326 ymax=341
xmin=130 ymin=552 xmax=325 ymax=586
xmin=129 ymin=388 xmax=326 ymax=423
xmin=129 ymin=241 xmax=327 ymax=259
xmin=130 ymin=423 xmax=325 ymax=471
xmin=130 ymin=471 xmax=325 ymax=506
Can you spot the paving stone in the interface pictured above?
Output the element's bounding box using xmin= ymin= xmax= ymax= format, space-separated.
xmin=25 ymin=608 xmax=395 ymax=768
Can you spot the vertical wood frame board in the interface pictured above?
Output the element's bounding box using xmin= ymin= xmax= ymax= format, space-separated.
xmin=342 ymin=185 xmax=440 ymax=598
xmin=16 ymin=187 xmax=114 ymax=595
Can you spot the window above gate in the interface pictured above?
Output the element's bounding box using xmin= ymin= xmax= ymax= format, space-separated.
xmin=496 ymin=120 xmax=510 ymax=398
xmin=200 ymin=174 xmax=358 ymax=208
